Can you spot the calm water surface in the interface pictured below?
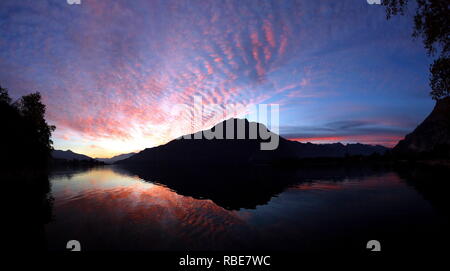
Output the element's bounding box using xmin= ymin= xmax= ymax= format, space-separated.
xmin=45 ymin=165 xmax=449 ymax=251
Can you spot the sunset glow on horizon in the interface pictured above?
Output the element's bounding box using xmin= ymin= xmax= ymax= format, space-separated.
xmin=289 ymin=135 xmax=403 ymax=148
xmin=0 ymin=0 xmax=435 ymax=158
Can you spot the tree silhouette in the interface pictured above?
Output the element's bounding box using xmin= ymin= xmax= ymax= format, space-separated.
xmin=17 ymin=92 xmax=56 ymax=160
xmin=382 ymin=0 xmax=449 ymax=99
xmin=0 ymin=85 xmax=55 ymax=169
xmin=0 ymin=86 xmax=11 ymax=104
xmin=429 ymin=57 xmax=450 ymax=99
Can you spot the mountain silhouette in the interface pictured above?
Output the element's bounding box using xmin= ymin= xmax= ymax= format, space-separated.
xmin=117 ymin=118 xmax=388 ymax=166
xmin=394 ymin=97 xmax=450 ymax=157
xmin=52 ymin=149 xmax=93 ymax=161
xmin=96 ymin=152 xmax=136 ymax=164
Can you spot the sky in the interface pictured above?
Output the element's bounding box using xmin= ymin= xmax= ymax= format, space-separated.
xmin=0 ymin=0 xmax=435 ymax=158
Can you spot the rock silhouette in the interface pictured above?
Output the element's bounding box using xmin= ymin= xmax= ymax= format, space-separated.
xmin=394 ymin=97 xmax=450 ymax=157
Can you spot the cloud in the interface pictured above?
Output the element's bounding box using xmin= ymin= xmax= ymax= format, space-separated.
xmin=0 ymin=0 xmax=430 ymax=156
xmin=280 ymin=119 xmax=410 ymax=147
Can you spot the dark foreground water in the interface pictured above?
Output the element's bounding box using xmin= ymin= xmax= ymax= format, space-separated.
xmin=42 ymin=165 xmax=449 ymax=252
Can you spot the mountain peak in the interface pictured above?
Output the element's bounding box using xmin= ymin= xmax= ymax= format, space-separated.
xmin=118 ymin=119 xmax=388 ymax=165
xmin=183 ymin=118 xmax=277 ymax=147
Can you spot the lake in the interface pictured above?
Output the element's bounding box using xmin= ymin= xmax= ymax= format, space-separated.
xmin=44 ymin=165 xmax=449 ymax=252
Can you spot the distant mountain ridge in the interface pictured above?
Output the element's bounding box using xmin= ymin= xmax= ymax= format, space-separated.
xmin=292 ymin=141 xmax=388 ymax=158
xmin=118 ymin=118 xmax=388 ymax=166
xmin=52 ymin=149 xmax=93 ymax=161
xmin=96 ymin=152 xmax=136 ymax=164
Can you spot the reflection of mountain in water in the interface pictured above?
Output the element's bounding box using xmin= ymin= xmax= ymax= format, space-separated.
xmin=118 ymin=164 xmax=392 ymax=210
xmin=6 ymin=163 xmax=447 ymax=252
xmin=118 ymin=162 xmax=450 ymax=220
xmin=120 ymin=163 xmax=450 ymax=253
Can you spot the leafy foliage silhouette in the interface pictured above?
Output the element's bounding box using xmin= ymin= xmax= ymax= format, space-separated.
xmin=0 ymin=85 xmax=55 ymax=169
xmin=382 ymin=0 xmax=449 ymax=99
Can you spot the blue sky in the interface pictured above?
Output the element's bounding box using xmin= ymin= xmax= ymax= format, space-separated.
xmin=0 ymin=0 xmax=434 ymax=157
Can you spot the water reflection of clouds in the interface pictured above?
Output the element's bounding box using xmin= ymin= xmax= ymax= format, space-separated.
xmin=44 ymin=167 xmax=446 ymax=251
xmin=48 ymin=167 xmax=258 ymax=250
